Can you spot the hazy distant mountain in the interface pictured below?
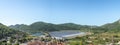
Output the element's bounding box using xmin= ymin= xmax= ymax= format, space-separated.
xmin=0 ymin=23 xmax=26 ymax=39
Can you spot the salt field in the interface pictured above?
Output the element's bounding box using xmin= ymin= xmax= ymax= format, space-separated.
xmin=49 ymin=31 xmax=86 ymax=39
xmin=32 ymin=31 xmax=86 ymax=39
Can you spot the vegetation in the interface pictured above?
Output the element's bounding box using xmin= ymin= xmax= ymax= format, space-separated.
xmin=9 ymin=20 xmax=120 ymax=33
xmin=102 ymin=20 xmax=120 ymax=32
xmin=66 ymin=20 xmax=120 ymax=45
xmin=0 ymin=23 xmax=27 ymax=39
xmin=0 ymin=23 xmax=30 ymax=45
xmin=2 ymin=19 xmax=120 ymax=45
xmin=67 ymin=32 xmax=120 ymax=45
xmin=9 ymin=22 xmax=107 ymax=33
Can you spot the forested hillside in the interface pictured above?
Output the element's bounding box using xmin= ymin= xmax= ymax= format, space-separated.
xmin=9 ymin=21 xmax=108 ymax=33
xmin=102 ymin=20 xmax=120 ymax=32
xmin=0 ymin=23 xmax=27 ymax=39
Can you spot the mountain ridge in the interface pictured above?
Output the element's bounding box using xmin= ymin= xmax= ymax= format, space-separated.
xmin=9 ymin=19 xmax=120 ymax=33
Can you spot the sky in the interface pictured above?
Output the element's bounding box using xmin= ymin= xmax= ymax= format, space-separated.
xmin=0 ymin=0 xmax=120 ymax=26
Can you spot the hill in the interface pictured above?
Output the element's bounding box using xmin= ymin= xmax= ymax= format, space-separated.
xmin=102 ymin=19 xmax=120 ymax=32
xmin=9 ymin=21 xmax=107 ymax=33
xmin=0 ymin=23 xmax=27 ymax=40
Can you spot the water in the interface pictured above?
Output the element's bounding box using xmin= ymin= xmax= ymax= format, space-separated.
xmin=32 ymin=33 xmax=43 ymax=36
xmin=49 ymin=31 xmax=85 ymax=38
xmin=32 ymin=31 xmax=86 ymax=39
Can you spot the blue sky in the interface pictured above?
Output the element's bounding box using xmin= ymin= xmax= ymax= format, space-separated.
xmin=0 ymin=0 xmax=120 ymax=26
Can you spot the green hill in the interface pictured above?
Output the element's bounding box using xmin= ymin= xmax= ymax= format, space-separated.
xmin=0 ymin=23 xmax=27 ymax=40
xmin=9 ymin=21 xmax=107 ymax=33
xmin=9 ymin=19 xmax=120 ymax=34
xmin=102 ymin=19 xmax=120 ymax=32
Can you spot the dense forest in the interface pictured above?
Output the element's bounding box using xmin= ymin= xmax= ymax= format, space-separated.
xmin=102 ymin=20 xmax=120 ymax=32
xmin=0 ymin=23 xmax=27 ymax=40
xmin=9 ymin=19 xmax=120 ymax=33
